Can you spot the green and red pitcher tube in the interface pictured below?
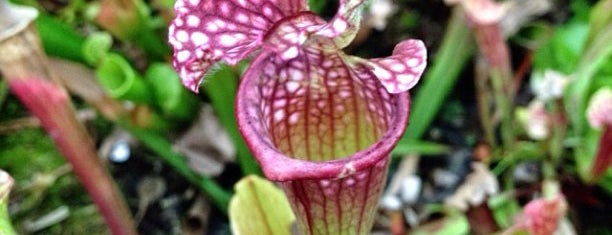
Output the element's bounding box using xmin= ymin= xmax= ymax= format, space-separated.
xmin=168 ymin=0 xmax=427 ymax=234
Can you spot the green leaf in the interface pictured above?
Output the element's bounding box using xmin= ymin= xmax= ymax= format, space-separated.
xmin=488 ymin=193 xmax=521 ymax=229
xmin=95 ymin=53 xmax=152 ymax=104
xmin=411 ymin=213 xmax=469 ymax=235
xmin=588 ymin=0 xmax=612 ymax=45
xmin=404 ymin=8 xmax=475 ymax=140
xmin=145 ymin=63 xmax=199 ymax=121
xmin=82 ymin=32 xmax=113 ymax=66
xmin=533 ymin=21 xmax=589 ymax=74
xmin=598 ymin=171 xmax=612 ymax=195
xmin=36 ymin=14 xmax=86 ymax=63
xmin=392 ymin=139 xmax=450 ymax=156
xmin=229 ymin=175 xmax=295 ymax=235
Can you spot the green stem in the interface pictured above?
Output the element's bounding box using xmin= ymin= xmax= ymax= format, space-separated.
xmin=549 ymin=100 xmax=566 ymax=163
xmin=490 ymin=70 xmax=514 ymax=149
xmin=475 ymin=59 xmax=496 ymax=147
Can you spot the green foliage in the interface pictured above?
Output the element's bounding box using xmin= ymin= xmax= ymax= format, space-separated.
xmin=533 ymin=21 xmax=589 ymax=74
xmin=229 ymin=175 xmax=295 ymax=235
xmin=203 ymin=65 xmax=261 ymax=176
xmin=95 ymin=53 xmax=153 ymax=104
xmin=2 ymin=0 xmax=612 ymax=233
xmin=145 ymin=63 xmax=199 ymax=121
xmin=0 ymin=129 xmax=65 ymax=181
xmin=36 ymin=14 xmax=87 ymax=63
xmin=82 ymin=32 xmax=113 ymax=66
xmin=0 ymin=130 xmax=106 ymax=234
xmin=411 ymin=212 xmax=469 ymax=235
xmin=488 ymin=193 xmax=522 ymax=229
xmin=403 ymin=8 xmax=475 ymax=140
xmin=392 ymin=139 xmax=450 ymax=156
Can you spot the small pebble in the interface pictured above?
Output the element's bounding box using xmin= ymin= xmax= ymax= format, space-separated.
xmin=380 ymin=195 xmax=402 ymax=210
xmin=400 ymin=175 xmax=421 ymax=204
xmin=109 ymin=141 xmax=131 ymax=163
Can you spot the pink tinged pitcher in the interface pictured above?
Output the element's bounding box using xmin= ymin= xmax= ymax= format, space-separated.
xmin=169 ymin=0 xmax=427 ymax=234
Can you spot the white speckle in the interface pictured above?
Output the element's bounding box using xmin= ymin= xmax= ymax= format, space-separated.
xmin=289 ymin=113 xmax=299 ymax=124
xmin=322 ymin=60 xmax=333 ymax=68
xmin=373 ymin=66 xmax=392 ymax=80
xmin=220 ymin=3 xmax=230 ymax=14
xmin=191 ymin=32 xmax=209 ymax=46
xmin=328 ymin=71 xmax=338 ymax=78
xmin=345 ymin=178 xmax=355 ymax=186
xmin=175 ymin=18 xmax=184 ymax=26
xmin=214 ymin=19 xmax=227 ymax=28
xmin=238 ymin=0 xmax=247 ymax=6
xmin=390 ymin=63 xmax=405 ymax=72
xmin=339 ymin=90 xmax=351 ymax=98
xmin=263 ymin=6 xmax=273 ymax=16
xmin=356 ymin=172 xmax=368 ymax=180
xmin=407 ymin=58 xmax=420 ymax=67
xmin=285 ymin=81 xmax=300 ymax=93
xmin=397 ymin=74 xmax=414 ymax=84
xmin=172 ymin=41 xmax=183 ymax=50
xmin=177 ymin=50 xmax=191 ymax=62
xmin=282 ymin=32 xmax=298 ymax=42
xmin=274 ymin=110 xmax=285 ymax=122
xmin=397 ymin=83 xmax=409 ymax=92
xmin=187 ymin=15 xmax=200 ymax=27
xmin=332 ymin=19 xmax=348 ymax=32
xmin=227 ymin=23 xmax=237 ymax=30
xmin=219 ymin=34 xmax=238 ymax=46
xmin=213 ymin=49 xmax=223 ymax=56
xmin=281 ymin=46 xmax=299 ymax=59
xmin=289 ymin=69 xmax=304 ymax=80
xmin=273 ymin=99 xmax=287 ymax=108
xmin=320 ymin=180 xmax=331 ymax=187
xmin=236 ymin=13 xmax=249 ymax=23
xmin=319 ymin=28 xmax=334 ymax=37
xmin=206 ymin=22 xmax=218 ymax=32
xmin=176 ymin=30 xmax=189 ymax=42
xmin=368 ymin=103 xmax=377 ymax=111
xmin=189 ymin=0 xmax=200 ymax=5
xmin=317 ymin=100 xmax=326 ymax=108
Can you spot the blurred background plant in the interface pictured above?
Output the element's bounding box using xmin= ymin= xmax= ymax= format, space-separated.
xmin=0 ymin=0 xmax=609 ymax=234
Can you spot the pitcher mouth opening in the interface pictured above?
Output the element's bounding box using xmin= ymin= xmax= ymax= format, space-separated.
xmin=235 ymin=51 xmax=411 ymax=181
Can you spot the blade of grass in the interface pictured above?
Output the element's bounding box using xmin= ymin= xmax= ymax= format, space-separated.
xmin=392 ymin=139 xmax=451 ymax=156
xmin=404 ymin=8 xmax=475 ymax=140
